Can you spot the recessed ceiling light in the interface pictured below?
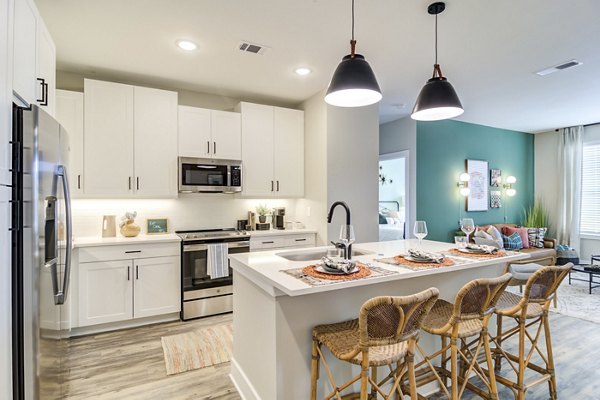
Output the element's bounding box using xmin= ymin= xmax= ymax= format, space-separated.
xmin=294 ymin=67 xmax=312 ymax=76
xmin=177 ymin=40 xmax=198 ymax=51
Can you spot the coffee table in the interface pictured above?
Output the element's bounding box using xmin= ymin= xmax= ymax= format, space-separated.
xmin=569 ymin=255 xmax=600 ymax=294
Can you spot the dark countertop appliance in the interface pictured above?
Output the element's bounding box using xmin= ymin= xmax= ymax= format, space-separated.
xmin=274 ymin=207 xmax=285 ymax=230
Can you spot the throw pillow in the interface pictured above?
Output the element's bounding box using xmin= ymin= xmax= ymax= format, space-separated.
xmin=502 ymin=226 xmax=530 ymax=248
xmin=378 ymin=213 xmax=387 ymax=224
xmin=385 ymin=217 xmax=395 ymax=225
xmin=503 ymin=232 xmax=523 ymax=250
xmin=474 ymin=229 xmax=493 ymax=240
xmin=486 ymin=225 xmax=504 ymax=249
xmin=474 ymin=237 xmax=501 ymax=249
xmin=527 ymin=227 xmax=547 ymax=248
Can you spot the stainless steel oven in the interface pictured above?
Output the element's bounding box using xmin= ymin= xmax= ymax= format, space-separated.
xmin=178 ymin=157 xmax=242 ymax=193
xmin=177 ymin=229 xmax=249 ymax=320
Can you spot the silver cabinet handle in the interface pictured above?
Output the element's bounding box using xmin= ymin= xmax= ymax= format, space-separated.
xmin=213 ymin=141 xmax=216 ymax=155
xmin=207 ymin=141 xmax=210 ymax=154
xmin=52 ymin=165 xmax=72 ymax=305
xmin=128 ymin=177 xmax=132 ymax=190
xmin=271 ymin=180 xmax=274 ymax=191
xmin=77 ymin=175 xmax=81 ymax=189
xmin=136 ymin=265 xmax=139 ymax=280
xmin=262 ymin=241 xmax=274 ymax=244
xmin=277 ymin=180 xmax=280 ymax=192
xmin=127 ymin=266 xmax=130 ymax=281
xmin=295 ymin=238 xmax=306 ymax=242
xmin=125 ymin=250 xmax=141 ymax=254
xmin=136 ymin=177 xmax=140 ymax=190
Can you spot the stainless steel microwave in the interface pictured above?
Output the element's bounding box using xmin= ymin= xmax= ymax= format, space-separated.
xmin=178 ymin=157 xmax=242 ymax=193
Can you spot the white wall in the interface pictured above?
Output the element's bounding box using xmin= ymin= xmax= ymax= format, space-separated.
xmin=327 ymin=103 xmax=379 ymax=244
xmin=71 ymin=196 xmax=299 ymax=237
xmin=0 ymin=0 xmax=13 ymax=396
xmin=295 ymin=90 xmax=328 ymax=245
xmin=379 ymin=117 xmax=417 ymax=235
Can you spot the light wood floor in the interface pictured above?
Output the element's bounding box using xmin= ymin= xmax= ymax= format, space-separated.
xmin=62 ymin=311 xmax=599 ymax=399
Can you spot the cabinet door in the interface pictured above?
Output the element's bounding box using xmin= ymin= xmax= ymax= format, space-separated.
xmin=78 ymin=261 xmax=133 ymax=326
xmin=178 ymin=106 xmax=211 ymax=158
xmin=134 ymin=86 xmax=178 ymax=197
xmin=13 ymin=0 xmax=37 ymax=107
xmin=133 ymin=256 xmax=180 ymax=319
xmin=273 ymin=107 xmax=304 ymax=197
xmin=36 ymin=18 xmax=55 ymax=116
xmin=211 ymin=110 xmax=241 ymax=160
xmin=84 ymin=79 xmax=134 ymax=197
xmin=240 ymin=103 xmax=274 ymax=197
xmin=56 ymin=90 xmax=84 ymax=197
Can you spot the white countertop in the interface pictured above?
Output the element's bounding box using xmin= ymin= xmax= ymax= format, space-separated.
xmin=229 ymin=239 xmax=529 ymax=297
xmin=247 ymin=228 xmax=317 ymax=237
xmin=71 ymin=233 xmax=181 ymax=248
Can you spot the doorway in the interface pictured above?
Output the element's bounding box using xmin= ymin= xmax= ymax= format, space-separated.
xmin=378 ymin=151 xmax=409 ymax=241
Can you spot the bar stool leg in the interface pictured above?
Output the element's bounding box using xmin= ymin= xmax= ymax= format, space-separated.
xmin=360 ymin=351 xmax=369 ymax=400
xmin=370 ymin=366 xmax=377 ymax=399
xmin=516 ymin=318 xmax=526 ymax=400
xmin=441 ymin=336 xmax=449 ymax=388
xmin=482 ymin=326 xmax=499 ymax=400
xmin=450 ymin=337 xmax=459 ymax=400
xmin=494 ymin=315 xmax=503 ymax=372
xmin=407 ymin=341 xmax=418 ymax=400
xmin=543 ymin=313 xmax=558 ymax=400
xmin=310 ymin=340 xmax=319 ymax=400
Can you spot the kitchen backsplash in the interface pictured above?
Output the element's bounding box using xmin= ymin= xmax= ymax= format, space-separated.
xmin=71 ymin=195 xmax=299 ymax=237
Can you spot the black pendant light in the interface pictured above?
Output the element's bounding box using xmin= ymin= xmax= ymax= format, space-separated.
xmin=324 ymin=0 xmax=382 ymax=107
xmin=411 ymin=2 xmax=463 ymax=121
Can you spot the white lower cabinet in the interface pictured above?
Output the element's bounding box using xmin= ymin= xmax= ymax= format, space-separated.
xmin=76 ymin=243 xmax=181 ymax=329
xmin=133 ymin=256 xmax=180 ymax=318
xmin=78 ymin=260 xmax=133 ymax=326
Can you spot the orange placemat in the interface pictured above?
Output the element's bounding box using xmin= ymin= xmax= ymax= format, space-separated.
xmin=302 ymin=263 xmax=371 ymax=281
xmin=392 ymin=256 xmax=455 ymax=268
xmin=448 ymin=248 xmax=507 ymax=258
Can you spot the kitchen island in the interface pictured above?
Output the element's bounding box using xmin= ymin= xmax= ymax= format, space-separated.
xmin=229 ymin=239 xmax=528 ymax=399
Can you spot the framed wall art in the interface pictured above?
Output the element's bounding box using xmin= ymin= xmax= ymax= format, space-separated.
xmin=490 ymin=191 xmax=502 ymax=208
xmin=146 ymin=218 xmax=169 ymax=234
xmin=466 ymin=159 xmax=489 ymax=211
xmin=490 ymin=169 xmax=501 ymax=187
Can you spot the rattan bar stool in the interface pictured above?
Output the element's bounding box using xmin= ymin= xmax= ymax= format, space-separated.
xmin=489 ymin=264 xmax=572 ymax=400
xmin=310 ymin=287 xmax=439 ymax=400
xmin=413 ymin=273 xmax=512 ymax=400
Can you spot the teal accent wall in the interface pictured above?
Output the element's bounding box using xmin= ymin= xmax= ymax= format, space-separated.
xmin=416 ymin=120 xmax=534 ymax=242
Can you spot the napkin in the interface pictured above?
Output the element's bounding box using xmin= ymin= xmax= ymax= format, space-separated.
xmin=320 ymin=257 xmax=358 ymax=274
xmin=407 ymin=249 xmax=445 ymax=263
xmin=465 ymin=244 xmax=498 ymax=254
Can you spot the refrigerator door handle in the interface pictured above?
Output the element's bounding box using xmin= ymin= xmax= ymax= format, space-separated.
xmin=53 ymin=165 xmax=72 ymax=305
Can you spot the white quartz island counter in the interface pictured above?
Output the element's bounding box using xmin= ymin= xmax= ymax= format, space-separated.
xmin=229 ymin=239 xmax=528 ymax=399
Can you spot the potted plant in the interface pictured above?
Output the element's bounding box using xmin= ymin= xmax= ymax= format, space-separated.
xmin=256 ymin=204 xmax=269 ymax=223
xmin=522 ymin=200 xmax=549 ymax=228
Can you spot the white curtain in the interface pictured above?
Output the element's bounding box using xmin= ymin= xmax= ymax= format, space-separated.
xmin=556 ymin=126 xmax=583 ymax=250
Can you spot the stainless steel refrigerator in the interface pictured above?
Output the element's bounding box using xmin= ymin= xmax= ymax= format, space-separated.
xmin=11 ymin=104 xmax=72 ymax=400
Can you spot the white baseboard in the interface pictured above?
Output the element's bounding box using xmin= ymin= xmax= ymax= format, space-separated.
xmin=229 ymin=357 xmax=261 ymax=400
xmin=69 ymin=313 xmax=180 ymax=337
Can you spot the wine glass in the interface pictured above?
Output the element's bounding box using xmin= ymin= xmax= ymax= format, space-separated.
xmin=413 ymin=221 xmax=428 ymax=247
xmin=460 ymin=218 xmax=475 ymax=244
xmin=339 ymin=225 xmax=355 ymax=259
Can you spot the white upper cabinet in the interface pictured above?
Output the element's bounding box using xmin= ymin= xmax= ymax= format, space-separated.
xmin=13 ymin=0 xmax=56 ymax=113
xmin=273 ymin=107 xmax=304 ymax=198
xmin=84 ymin=79 xmax=135 ymax=197
xmin=133 ymin=86 xmax=178 ymax=197
xmin=178 ymin=106 xmax=241 ymax=160
xmin=83 ymin=79 xmax=177 ymax=198
xmin=178 ymin=106 xmax=211 ymax=158
xmin=238 ymin=102 xmax=304 ymax=198
xmin=13 ymin=0 xmax=37 ymax=107
xmin=55 ymin=90 xmax=84 ymax=197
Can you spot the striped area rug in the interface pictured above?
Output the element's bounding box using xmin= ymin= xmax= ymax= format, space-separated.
xmin=161 ymin=323 xmax=233 ymax=375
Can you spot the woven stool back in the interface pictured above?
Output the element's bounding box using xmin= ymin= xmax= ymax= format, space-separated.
xmin=358 ymin=287 xmax=439 ymax=348
xmin=524 ymin=263 xmax=572 ymax=304
xmin=453 ymin=273 xmax=512 ymax=321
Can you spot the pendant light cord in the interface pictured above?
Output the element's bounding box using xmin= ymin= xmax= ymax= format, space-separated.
xmin=432 ymin=10 xmax=443 ymax=79
xmin=434 ymin=13 xmax=438 ymax=65
xmin=350 ymin=0 xmax=356 ymax=57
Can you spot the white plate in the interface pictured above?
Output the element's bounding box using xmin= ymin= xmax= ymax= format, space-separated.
xmin=315 ymin=265 xmax=360 ymax=275
xmin=404 ymin=255 xmax=442 ymax=263
xmin=458 ymin=248 xmax=488 ymax=254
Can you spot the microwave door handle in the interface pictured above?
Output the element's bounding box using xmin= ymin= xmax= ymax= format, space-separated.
xmin=53 ymin=165 xmax=72 ymax=305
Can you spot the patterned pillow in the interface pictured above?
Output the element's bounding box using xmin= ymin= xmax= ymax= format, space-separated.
xmin=527 ymin=228 xmax=547 ymax=248
xmin=502 ymin=232 xmax=523 ymax=250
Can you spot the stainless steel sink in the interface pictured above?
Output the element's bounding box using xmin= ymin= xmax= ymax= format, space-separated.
xmin=275 ymin=247 xmax=374 ymax=262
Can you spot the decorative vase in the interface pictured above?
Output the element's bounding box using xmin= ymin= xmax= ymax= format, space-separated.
xmin=259 ymin=215 xmax=266 ymax=223
xmin=120 ymin=220 xmax=141 ymax=237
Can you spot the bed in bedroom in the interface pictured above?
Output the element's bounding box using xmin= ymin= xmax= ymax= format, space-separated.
xmin=378 ymin=201 xmax=405 ymax=241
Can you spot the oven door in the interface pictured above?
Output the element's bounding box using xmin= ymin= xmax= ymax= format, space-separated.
xmin=179 ymin=157 xmax=229 ymax=192
xmin=182 ymin=240 xmax=249 ymax=292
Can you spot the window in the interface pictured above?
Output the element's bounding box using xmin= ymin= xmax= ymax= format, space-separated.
xmin=581 ymin=142 xmax=600 ymax=234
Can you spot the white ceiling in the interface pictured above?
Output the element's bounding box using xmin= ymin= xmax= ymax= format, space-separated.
xmin=36 ymin=0 xmax=600 ymax=133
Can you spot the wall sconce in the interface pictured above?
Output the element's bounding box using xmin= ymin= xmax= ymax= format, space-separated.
xmin=457 ymin=173 xmax=470 ymax=196
xmin=504 ymin=175 xmax=517 ymax=197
